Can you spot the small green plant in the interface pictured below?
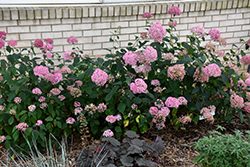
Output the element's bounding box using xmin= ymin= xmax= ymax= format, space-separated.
xmin=193 ymin=125 xmax=250 ymax=167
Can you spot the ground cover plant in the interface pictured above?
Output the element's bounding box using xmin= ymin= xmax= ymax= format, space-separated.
xmin=0 ymin=6 xmax=250 ymax=166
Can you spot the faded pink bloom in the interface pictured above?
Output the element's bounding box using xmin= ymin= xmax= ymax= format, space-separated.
xmin=215 ymin=50 xmax=225 ymax=57
xmin=131 ymin=104 xmax=138 ymax=110
xmin=66 ymin=117 xmax=75 ymax=124
xmin=38 ymin=96 xmax=46 ymax=102
xmin=142 ymin=12 xmax=152 ymax=18
xmin=226 ymin=61 xmax=239 ymax=72
xmin=137 ymin=51 xmax=146 ymax=63
xmin=160 ymin=107 xmax=170 ymax=116
xmin=153 ymin=86 xmax=163 ymax=93
xmin=247 ymin=40 xmax=250 ymax=47
xmin=0 ymin=39 xmax=5 ymax=49
xmin=144 ymin=46 xmax=157 ymax=63
xmin=0 ymin=105 xmax=5 ymax=111
xmin=208 ymin=29 xmax=221 ymax=41
xmin=74 ymin=101 xmax=81 ymax=107
xmin=40 ymin=103 xmax=48 ymax=109
xmin=167 ymin=64 xmax=186 ymax=81
xmin=200 ymin=107 xmax=210 ymax=114
xmin=28 ymin=105 xmax=36 ymax=112
xmin=178 ymin=96 xmax=188 ymax=105
xmin=103 ymin=129 xmax=114 ymax=137
xmin=67 ymin=36 xmax=78 ymax=44
xmin=74 ymin=107 xmax=83 ymax=115
xmin=242 ymin=72 xmax=250 ymax=80
xmin=64 ymin=50 xmax=75 ymax=61
xmin=0 ymin=76 xmax=3 ymax=82
xmin=58 ymin=95 xmax=65 ymax=101
xmin=44 ymin=52 xmax=53 ymax=59
xmin=70 ymin=88 xmax=82 ymax=98
xmin=168 ymin=20 xmax=177 ymax=27
xmin=165 ymin=97 xmax=179 ymax=108
xmin=67 ymin=85 xmax=74 ymax=91
xmin=34 ymin=65 xmax=49 ymax=77
xmin=44 ymin=38 xmax=53 ymax=44
xmin=245 ymin=78 xmax=250 ymax=86
xmin=97 ymin=103 xmax=107 ymax=113
xmin=91 ymin=68 xmax=108 ymax=86
xmin=14 ymin=97 xmax=22 ymax=104
xmin=205 ymin=42 xmax=215 ymax=51
xmin=218 ymin=37 xmax=227 ymax=46
xmin=179 ymin=115 xmax=191 ymax=124
xmin=190 ymin=25 xmax=206 ymax=38
xmin=179 ymin=50 xmax=188 ymax=56
xmin=34 ymin=39 xmax=44 ymax=48
xmin=240 ymin=55 xmax=250 ymax=65
xmin=9 ymin=109 xmax=16 ymax=115
xmin=50 ymin=88 xmax=61 ymax=95
xmin=193 ymin=67 xmax=209 ymax=83
xmin=123 ymin=51 xmax=138 ymax=66
xmin=148 ymin=21 xmax=166 ymax=43
xmin=151 ymin=79 xmax=160 ymax=86
xmin=168 ymin=6 xmax=181 ymax=16
xmin=41 ymin=44 xmax=53 ymax=52
xmin=75 ymin=80 xmax=82 ymax=87
xmin=149 ymin=106 xmax=159 ymax=115
xmin=7 ymin=40 xmax=17 ymax=47
xmin=0 ymin=135 xmax=5 ymax=143
xmin=154 ymin=99 xmax=164 ymax=109
xmin=32 ymin=88 xmax=42 ymax=95
xmin=163 ymin=53 xmax=174 ymax=60
xmin=152 ymin=111 xmax=167 ymax=130
xmin=204 ymin=63 xmax=221 ymax=77
xmin=116 ymin=114 xmax=122 ymax=121
xmin=246 ymin=92 xmax=250 ymax=101
xmin=36 ymin=120 xmax=43 ymax=126
xmin=44 ymin=73 xmax=63 ymax=85
xmin=244 ymin=102 xmax=250 ymax=113
xmin=203 ymin=112 xmax=214 ymax=124
xmin=106 ymin=115 xmax=117 ymax=123
xmin=16 ymin=123 xmax=29 ymax=132
xmin=61 ymin=66 xmax=72 ymax=74
xmin=0 ymin=31 xmax=6 ymax=40
xmin=140 ymin=32 xmax=148 ymax=39
xmin=230 ymin=94 xmax=244 ymax=109
xmin=130 ymin=78 xmax=148 ymax=94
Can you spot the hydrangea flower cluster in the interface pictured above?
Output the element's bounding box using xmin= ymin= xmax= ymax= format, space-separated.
xmin=70 ymin=88 xmax=82 ymax=98
xmin=84 ymin=103 xmax=97 ymax=115
xmin=103 ymin=129 xmax=114 ymax=137
xmin=0 ymin=31 xmax=6 ymax=40
xmin=218 ymin=37 xmax=227 ymax=46
xmin=149 ymin=106 xmax=158 ymax=115
xmin=152 ymin=111 xmax=167 ymax=130
xmin=208 ymin=29 xmax=221 ymax=41
xmin=193 ymin=67 xmax=209 ymax=83
xmin=205 ymin=42 xmax=215 ymax=51
xmin=40 ymin=103 xmax=48 ymax=109
xmin=64 ymin=50 xmax=75 ymax=61
xmin=178 ymin=96 xmax=188 ymax=105
xmin=58 ymin=95 xmax=66 ymax=101
xmin=226 ymin=62 xmax=239 ymax=72
xmin=33 ymin=39 xmax=44 ymax=48
xmin=144 ymin=46 xmax=158 ymax=63
xmin=38 ymin=96 xmax=46 ymax=102
xmin=245 ymin=77 xmax=250 ymax=86
xmin=179 ymin=115 xmax=192 ymax=124
xmin=204 ymin=63 xmax=221 ymax=77
xmin=200 ymin=106 xmax=215 ymax=124
xmin=91 ymin=68 xmax=108 ymax=86
xmin=16 ymin=123 xmax=29 ymax=131
xmin=14 ymin=97 xmax=22 ymax=104
xmin=67 ymin=36 xmax=78 ymax=44
xmin=97 ymin=103 xmax=107 ymax=113
xmin=36 ymin=120 xmax=43 ymax=126
xmin=0 ymin=135 xmax=5 ymax=143
xmin=151 ymin=79 xmax=160 ymax=86
xmin=240 ymin=55 xmax=250 ymax=65
xmin=7 ymin=40 xmax=17 ymax=47
xmin=163 ymin=53 xmax=174 ymax=60
xmin=50 ymin=88 xmax=61 ymax=96
xmin=44 ymin=38 xmax=53 ymax=44
xmin=244 ymin=102 xmax=250 ymax=113
xmin=167 ymin=64 xmax=186 ymax=81
xmin=66 ymin=117 xmax=75 ymax=124
xmin=28 ymin=105 xmax=36 ymax=112
xmin=215 ymin=50 xmax=225 ymax=57
xmin=74 ymin=107 xmax=83 ymax=115
xmin=190 ymin=25 xmax=206 ymax=38
xmin=142 ymin=12 xmax=152 ymax=18
xmin=168 ymin=6 xmax=181 ymax=15
xmin=0 ymin=39 xmax=4 ymax=49
xmin=230 ymin=94 xmax=244 ymax=109
xmin=165 ymin=97 xmax=180 ymax=108
xmin=122 ymin=51 xmax=138 ymax=66
xmin=106 ymin=115 xmax=122 ymax=123
xmin=34 ymin=65 xmax=50 ymax=77
xmin=130 ymin=78 xmax=147 ymax=94
xmin=9 ymin=109 xmax=16 ymax=115
xmin=168 ymin=20 xmax=177 ymax=27
xmin=148 ymin=21 xmax=166 ymax=43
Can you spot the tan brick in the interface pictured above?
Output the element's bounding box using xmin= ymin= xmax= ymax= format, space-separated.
xmin=42 ymin=32 xmax=62 ymax=39
xmin=62 ymin=19 xmax=81 ymax=24
xmin=52 ymin=46 xmax=63 ymax=52
xmin=188 ymin=23 xmax=202 ymax=29
xmin=216 ymin=27 xmax=227 ymax=33
xmin=20 ymin=33 xmax=41 ymax=40
xmin=220 ymin=32 xmax=234 ymax=38
xmin=243 ymin=25 xmax=250 ymax=30
xmin=180 ymin=17 xmax=195 ymax=23
xmin=108 ymin=7 xmax=114 ymax=16
xmin=93 ymin=49 xmax=110 ymax=56
xmin=129 ymin=21 xmax=145 ymax=27
xmin=52 ymin=25 xmax=71 ymax=31
xmin=53 ymin=39 xmax=68 ymax=45
xmin=31 ymin=25 xmax=51 ymax=32
xmin=93 ymin=22 xmax=110 ymax=29
xmin=84 ymin=30 xmax=101 ymax=36
xmin=221 ymin=9 xmax=236 ymax=14
xmin=155 ymin=13 xmax=171 ymax=19
xmin=227 ymin=26 xmax=242 ymax=32
xmin=205 ymin=10 xmax=220 ymax=15
xmin=82 ymin=17 xmax=101 ymax=23
xmin=73 ymin=24 xmax=91 ymax=30
xmin=56 ymin=8 xmax=62 ymax=18
xmin=42 ymin=8 xmax=49 ymax=19
xmin=234 ymin=31 xmax=248 ymax=37
xmin=18 ymin=8 xmax=26 ymax=20
xmin=197 ymin=16 xmax=211 ymax=22
xmin=244 ymin=13 xmax=250 ymax=18
xmin=212 ymin=15 xmax=228 ymax=21
xmin=6 ymin=34 xmax=19 ymax=41
xmin=188 ymin=11 xmax=204 ymax=17
xmin=101 ymin=17 xmax=119 ymax=22
xmin=228 ymin=13 xmax=242 ymax=20
xmin=235 ymin=19 xmax=250 ymax=25
xmin=3 ymin=8 xmax=11 ymax=20
xmin=17 ymin=41 xmax=31 ymax=47
xmin=63 ymin=31 xmax=82 ymax=37
xmin=120 ymin=16 xmax=137 ymax=21
xmin=78 ymin=37 xmax=92 ymax=44
xmin=220 ymin=20 xmax=235 ymax=26
xmin=0 ymin=20 xmax=17 ymax=27
xmin=204 ymin=21 xmax=219 ymax=28
xmin=84 ymin=43 xmax=101 ymax=50
xmin=64 ymin=44 xmax=82 ymax=51
xmin=8 ymin=26 xmax=29 ymax=33
xmin=180 ymin=30 xmax=191 ymax=36
xmin=93 ymin=36 xmax=109 ymax=43
xmin=120 ymin=28 xmax=137 ymax=34
xmin=41 ymin=19 xmax=61 ymax=25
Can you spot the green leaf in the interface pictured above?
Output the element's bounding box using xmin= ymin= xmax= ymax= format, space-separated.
xmin=118 ymin=103 xmax=126 ymax=113
xmin=56 ymin=121 xmax=62 ymax=128
xmin=33 ymin=130 xmax=39 ymax=140
xmin=13 ymin=130 xmax=19 ymax=142
xmin=19 ymin=63 xmax=26 ymax=74
xmin=7 ymin=92 xmax=16 ymax=102
xmin=45 ymin=117 xmax=53 ymax=121
xmin=196 ymin=100 xmax=202 ymax=111
xmin=105 ymin=86 xmax=119 ymax=101
xmin=133 ymin=97 xmax=142 ymax=104
xmin=8 ymin=117 xmax=14 ymax=125
xmin=115 ymin=126 xmax=122 ymax=133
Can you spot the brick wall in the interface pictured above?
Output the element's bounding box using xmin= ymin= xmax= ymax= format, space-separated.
xmin=0 ymin=0 xmax=249 ymax=65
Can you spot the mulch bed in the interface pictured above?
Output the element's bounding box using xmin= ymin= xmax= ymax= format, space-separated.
xmin=1 ymin=113 xmax=250 ymax=167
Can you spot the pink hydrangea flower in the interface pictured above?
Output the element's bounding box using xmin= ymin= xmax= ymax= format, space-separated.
xmin=38 ymin=96 xmax=46 ymax=102
xmin=168 ymin=6 xmax=181 ymax=15
xmin=44 ymin=52 xmax=53 ymax=59
xmin=148 ymin=21 xmax=166 ymax=43
xmin=70 ymin=88 xmax=82 ymax=98
xmin=244 ymin=102 xmax=250 ymax=113
xmin=215 ymin=50 xmax=225 ymax=57
xmin=66 ymin=117 xmax=75 ymax=124
xmin=205 ymin=42 xmax=216 ymax=51
xmin=16 ymin=123 xmax=29 ymax=131
xmin=154 ymin=99 xmax=164 ymax=109
xmin=144 ymin=46 xmax=157 ymax=63
xmin=103 ymin=129 xmax=114 ymax=137
xmin=0 ymin=105 xmax=5 ymax=111
xmin=208 ymin=29 xmax=221 ymax=41
xmin=91 ymin=68 xmax=108 ymax=86
xmin=131 ymin=104 xmax=138 ymax=110
xmin=44 ymin=73 xmax=63 ymax=85
xmin=28 ymin=105 xmax=36 ymax=112
xmin=226 ymin=62 xmax=239 ymax=72
xmin=61 ymin=66 xmax=72 ymax=73
xmin=0 ymin=39 xmax=5 ymax=49
xmin=179 ymin=115 xmax=192 ymax=124
xmin=167 ymin=64 xmax=186 ymax=81
xmin=230 ymin=94 xmax=244 ymax=109
xmin=163 ymin=53 xmax=174 ymax=60
xmin=74 ymin=107 xmax=83 ymax=115
xmin=106 ymin=115 xmax=117 ymax=123
xmin=64 ymin=50 xmax=75 ymax=61
xmin=140 ymin=32 xmax=148 ymax=39
xmin=149 ymin=106 xmax=159 ymax=115
xmin=204 ymin=63 xmax=221 ymax=77
xmin=14 ymin=97 xmax=22 ymax=104
xmin=168 ymin=20 xmax=177 ymax=27
xmin=178 ymin=96 xmax=188 ymax=105
xmin=218 ymin=37 xmax=227 ymax=46
xmin=34 ymin=65 xmax=50 ymax=77
xmin=34 ymin=39 xmax=44 ymax=48
xmin=41 ymin=44 xmax=53 ymax=52
xmin=153 ymin=87 xmax=163 ymax=93
xmin=0 ymin=31 xmax=6 ymax=40
xmin=44 ymin=38 xmax=53 ymax=44
xmin=193 ymin=67 xmax=209 ymax=83
xmin=97 ymin=103 xmax=107 ymax=113
xmin=50 ymin=88 xmax=61 ymax=95
xmin=75 ymin=80 xmax=82 ymax=87
xmin=74 ymin=101 xmax=81 ymax=107
xmin=116 ymin=114 xmax=122 ymax=121
xmin=245 ymin=78 xmax=250 ymax=86
xmin=240 ymin=55 xmax=250 ymax=65
xmin=152 ymin=111 xmax=167 ymax=130
xmin=123 ymin=51 xmax=138 ymax=66
xmin=7 ymin=40 xmax=17 ymax=47
xmin=151 ymin=79 xmax=160 ymax=86
xmin=165 ymin=97 xmax=179 ymax=108
xmin=190 ymin=25 xmax=206 ymax=38
xmin=247 ymin=40 xmax=250 ymax=47
xmin=32 ymin=88 xmax=42 ymax=95
xmin=58 ymin=95 xmax=65 ymax=101
xmin=0 ymin=135 xmax=5 ymax=143
xmin=160 ymin=107 xmax=170 ymax=116
xmin=130 ymin=78 xmax=148 ymax=94
xmin=36 ymin=120 xmax=43 ymax=126
xmin=67 ymin=36 xmax=78 ymax=44
xmin=142 ymin=12 xmax=152 ymax=18
xmin=9 ymin=109 xmax=16 ymax=115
